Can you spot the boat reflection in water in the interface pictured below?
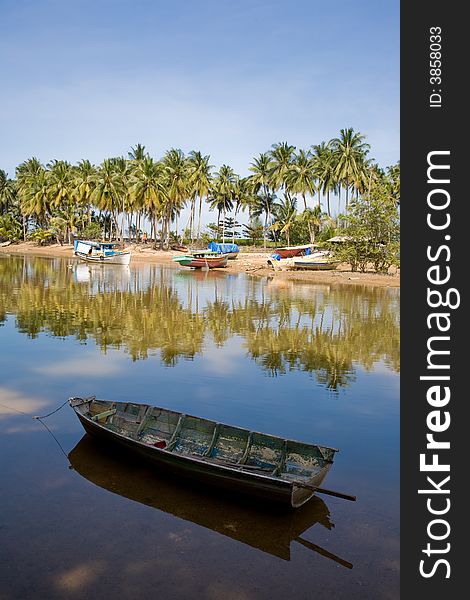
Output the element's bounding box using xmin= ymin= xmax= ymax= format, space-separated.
xmin=69 ymin=435 xmax=352 ymax=568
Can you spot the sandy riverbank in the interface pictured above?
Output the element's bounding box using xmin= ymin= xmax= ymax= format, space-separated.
xmin=0 ymin=242 xmax=400 ymax=288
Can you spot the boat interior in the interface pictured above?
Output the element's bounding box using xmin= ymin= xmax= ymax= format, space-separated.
xmin=82 ymin=400 xmax=335 ymax=483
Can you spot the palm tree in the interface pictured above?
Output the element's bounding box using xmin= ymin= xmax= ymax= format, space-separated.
xmin=271 ymin=195 xmax=297 ymax=246
xmin=252 ymin=192 xmax=278 ymax=249
xmin=208 ymin=165 xmax=236 ymax=243
xmin=161 ymin=149 xmax=190 ymax=247
xmin=16 ymin=158 xmax=50 ymax=235
xmin=127 ymin=145 xmax=151 ymax=240
xmin=268 ymin=142 xmax=296 ymax=197
xmin=0 ymin=170 xmax=16 ymax=214
xmin=313 ymin=142 xmax=336 ymax=217
xmin=286 ymin=149 xmax=316 ymax=210
xmin=300 ymin=205 xmax=326 ymax=243
xmin=92 ymin=159 xmax=125 ymax=240
xmin=187 ymin=151 xmax=212 ymax=242
xmin=130 ymin=156 xmax=164 ymax=247
xmin=330 ymin=128 xmax=370 ymax=211
xmin=47 ymin=160 xmax=78 ymax=243
xmin=248 ymin=153 xmax=272 ymax=198
xmin=128 ymin=143 xmax=149 ymax=161
xmin=73 ymin=160 xmax=97 ymax=224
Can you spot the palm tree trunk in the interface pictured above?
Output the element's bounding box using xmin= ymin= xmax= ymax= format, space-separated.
xmin=197 ymin=194 xmax=203 ymax=241
xmin=222 ymin=209 xmax=226 ymax=244
xmin=327 ymin=189 xmax=331 ymax=217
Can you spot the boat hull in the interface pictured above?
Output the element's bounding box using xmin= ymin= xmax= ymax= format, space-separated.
xmin=75 ymin=251 xmax=131 ymax=265
xmin=173 ymin=255 xmax=228 ymax=269
xmin=291 ymin=261 xmax=339 ymax=271
xmin=71 ymin=398 xmax=337 ymax=508
xmin=275 ymin=245 xmax=317 ymax=259
xmin=76 ymin=412 xmax=293 ymax=504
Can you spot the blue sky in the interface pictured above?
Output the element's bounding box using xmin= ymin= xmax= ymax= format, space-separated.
xmin=1 ymin=0 xmax=399 ymax=180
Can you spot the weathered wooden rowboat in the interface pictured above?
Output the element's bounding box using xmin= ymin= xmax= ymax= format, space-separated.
xmin=172 ymin=251 xmax=228 ymax=269
xmin=69 ymin=397 xmax=347 ymax=508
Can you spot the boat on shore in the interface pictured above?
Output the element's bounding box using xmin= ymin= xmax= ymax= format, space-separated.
xmin=73 ymin=240 xmax=131 ymax=265
xmin=274 ymin=244 xmax=318 ymax=259
xmin=207 ymin=241 xmax=239 ymax=260
xmin=69 ymin=396 xmax=343 ymax=508
xmin=291 ymin=252 xmax=340 ymax=271
xmin=172 ymin=251 xmax=228 ymax=269
xmin=268 ymin=250 xmax=339 ymax=272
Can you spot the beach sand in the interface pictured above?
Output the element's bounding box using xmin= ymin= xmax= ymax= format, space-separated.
xmin=0 ymin=242 xmax=400 ymax=288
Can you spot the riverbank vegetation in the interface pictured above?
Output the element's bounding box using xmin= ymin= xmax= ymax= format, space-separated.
xmin=0 ymin=129 xmax=399 ymax=272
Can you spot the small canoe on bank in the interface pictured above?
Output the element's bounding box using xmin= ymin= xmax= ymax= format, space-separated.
xmin=73 ymin=240 xmax=131 ymax=265
xmin=69 ymin=397 xmax=340 ymax=508
xmin=172 ymin=251 xmax=228 ymax=269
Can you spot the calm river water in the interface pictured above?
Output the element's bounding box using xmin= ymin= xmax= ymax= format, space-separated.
xmin=0 ymin=255 xmax=399 ymax=599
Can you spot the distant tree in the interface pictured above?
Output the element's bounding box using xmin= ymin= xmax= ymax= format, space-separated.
xmin=333 ymin=181 xmax=400 ymax=272
xmin=243 ymin=217 xmax=264 ymax=245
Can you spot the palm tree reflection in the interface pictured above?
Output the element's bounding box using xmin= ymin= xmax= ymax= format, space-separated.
xmin=0 ymin=256 xmax=399 ymax=389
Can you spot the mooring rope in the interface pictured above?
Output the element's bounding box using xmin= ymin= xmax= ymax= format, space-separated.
xmin=34 ymin=416 xmax=72 ymax=466
xmin=0 ymin=402 xmax=31 ymax=417
xmin=32 ymin=399 xmax=70 ymax=420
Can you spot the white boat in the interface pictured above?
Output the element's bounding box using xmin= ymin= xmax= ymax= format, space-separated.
xmin=268 ymin=251 xmax=339 ymax=271
xmin=73 ymin=240 xmax=131 ymax=265
xmin=291 ymin=251 xmax=340 ymax=271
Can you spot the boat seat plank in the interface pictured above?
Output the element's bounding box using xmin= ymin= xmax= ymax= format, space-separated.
xmin=170 ymin=416 xmax=216 ymax=457
xmin=166 ymin=414 xmax=187 ymax=451
xmin=91 ymin=409 xmax=116 ymax=422
xmin=208 ymin=425 xmax=250 ymax=463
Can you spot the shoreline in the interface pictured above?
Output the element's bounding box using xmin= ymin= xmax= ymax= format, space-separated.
xmin=0 ymin=242 xmax=400 ymax=288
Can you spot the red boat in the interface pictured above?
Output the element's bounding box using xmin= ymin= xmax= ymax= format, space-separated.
xmin=172 ymin=251 xmax=228 ymax=269
xmin=274 ymin=244 xmax=318 ymax=259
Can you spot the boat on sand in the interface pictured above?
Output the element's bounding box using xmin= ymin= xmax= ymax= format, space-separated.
xmin=274 ymin=244 xmax=318 ymax=259
xmin=172 ymin=251 xmax=228 ymax=269
xmin=73 ymin=240 xmax=131 ymax=265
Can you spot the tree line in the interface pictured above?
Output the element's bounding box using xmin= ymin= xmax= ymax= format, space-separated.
xmin=0 ymin=128 xmax=399 ymax=261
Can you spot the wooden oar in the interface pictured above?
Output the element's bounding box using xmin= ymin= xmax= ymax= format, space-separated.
xmin=294 ymin=537 xmax=353 ymax=569
xmin=293 ymin=482 xmax=356 ymax=502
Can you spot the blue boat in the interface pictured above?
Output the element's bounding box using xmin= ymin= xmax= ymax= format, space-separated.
xmin=208 ymin=241 xmax=239 ymax=260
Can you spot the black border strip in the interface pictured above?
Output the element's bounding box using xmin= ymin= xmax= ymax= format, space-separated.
xmin=401 ymin=2 xmax=464 ymax=595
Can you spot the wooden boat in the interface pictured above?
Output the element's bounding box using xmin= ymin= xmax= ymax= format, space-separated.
xmin=68 ymin=434 xmax=352 ymax=567
xmin=170 ymin=243 xmax=189 ymax=252
xmin=207 ymin=241 xmax=239 ymax=260
xmin=73 ymin=240 xmax=131 ymax=265
xmin=172 ymin=251 xmax=228 ymax=269
xmin=268 ymin=251 xmax=339 ymax=272
xmin=69 ymin=397 xmax=340 ymax=508
xmin=274 ymin=244 xmax=318 ymax=259
xmin=291 ymin=252 xmax=340 ymax=271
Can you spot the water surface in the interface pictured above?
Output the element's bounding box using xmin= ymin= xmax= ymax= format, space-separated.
xmin=0 ymin=255 xmax=399 ymax=599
